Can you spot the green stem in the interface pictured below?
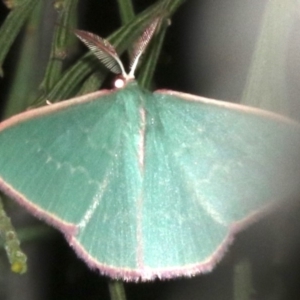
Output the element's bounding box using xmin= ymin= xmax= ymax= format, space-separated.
xmin=233 ymin=257 xmax=253 ymax=300
xmin=2 ymin=0 xmax=43 ymax=118
xmin=0 ymin=0 xmax=39 ymax=73
xmin=40 ymin=0 xmax=79 ymax=92
xmin=116 ymin=0 xmax=135 ymax=59
xmin=117 ymin=0 xmax=135 ymax=24
xmin=108 ymin=280 xmax=127 ymax=300
xmin=76 ymin=71 xmax=104 ymax=95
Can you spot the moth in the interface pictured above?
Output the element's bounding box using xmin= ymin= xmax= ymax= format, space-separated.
xmin=0 ymin=19 xmax=299 ymax=281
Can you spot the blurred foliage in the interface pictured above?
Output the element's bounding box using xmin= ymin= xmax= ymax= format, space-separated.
xmin=241 ymin=0 xmax=296 ymax=116
xmin=0 ymin=195 xmax=27 ymax=274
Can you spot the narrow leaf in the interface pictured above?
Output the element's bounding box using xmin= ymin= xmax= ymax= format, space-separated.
xmin=40 ymin=0 xmax=80 ymax=92
xmin=2 ymin=0 xmax=48 ymax=118
xmin=76 ymin=72 xmax=105 ymax=96
xmin=116 ymin=0 xmax=135 ymax=61
xmin=117 ymin=0 xmax=135 ymax=24
xmin=0 ymin=0 xmax=39 ymax=72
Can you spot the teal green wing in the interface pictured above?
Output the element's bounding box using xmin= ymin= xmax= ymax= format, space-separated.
xmin=1 ymin=84 xmax=300 ymax=281
xmin=142 ymin=90 xmax=300 ymax=277
xmin=0 ymin=86 xmax=144 ymax=279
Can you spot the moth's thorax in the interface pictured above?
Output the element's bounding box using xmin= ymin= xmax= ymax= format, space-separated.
xmin=113 ymin=80 xmax=145 ymax=105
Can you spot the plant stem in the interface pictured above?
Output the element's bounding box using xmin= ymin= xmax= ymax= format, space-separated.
xmin=40 ymin=0 xmax=79 ymax=93
xmin=233 ymin=257 xmax=253 ymax=300
xmin=108 ymin=280 xmax=127 ymax=300
xmin=2 ymin=0 xmax=43 ymax=117
xmin=0 ymin=0 xmax=39 ymax=72
xmin=117 ymin=0 xmax=135 ymax=24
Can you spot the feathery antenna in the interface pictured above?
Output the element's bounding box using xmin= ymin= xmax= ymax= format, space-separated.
xmin=75 ymin=18 xmax=160 ymax=82
xmin=128 ymin=18 xmax=160 ymax=77
xmin=74 ymin=30 xmax=126 ymax=77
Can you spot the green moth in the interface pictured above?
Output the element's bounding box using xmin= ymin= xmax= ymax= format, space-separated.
xmin=0 ymin=20 xmax=299 ymax=281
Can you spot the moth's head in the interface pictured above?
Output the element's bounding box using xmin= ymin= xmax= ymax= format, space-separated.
xmin=112 ymin=74 xmax=135 ymax=89
xmin=74 ymin=18 xmax=160 ymax=88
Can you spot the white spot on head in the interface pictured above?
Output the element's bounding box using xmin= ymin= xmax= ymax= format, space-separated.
xmin=114 ymin=77 xmax=125 ymax=89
